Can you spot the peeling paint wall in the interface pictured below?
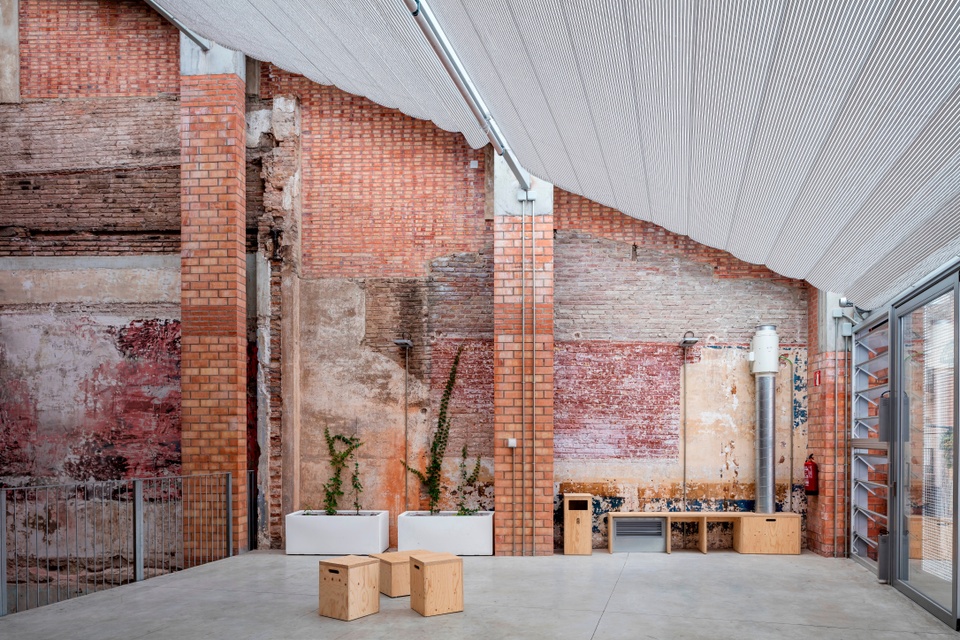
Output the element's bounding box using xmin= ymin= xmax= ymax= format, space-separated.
xmin=553 ymin=192 xmax=809 ymax=550
xmin=0 ymin=301 xmax=182 ymax=485
xmin=0 ymin=258 xmax=181 ymax=483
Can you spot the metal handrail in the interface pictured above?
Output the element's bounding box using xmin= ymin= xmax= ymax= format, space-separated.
xmin=1 ymin=473 xmax=232 ymax=617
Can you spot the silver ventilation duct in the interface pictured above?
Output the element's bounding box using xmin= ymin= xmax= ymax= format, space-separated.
xmin=749 ymin=324 xmax=779 ymax=514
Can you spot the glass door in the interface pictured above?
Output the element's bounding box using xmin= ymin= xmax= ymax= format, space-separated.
xmin=894 ymin=283 xmax=957 ymax=624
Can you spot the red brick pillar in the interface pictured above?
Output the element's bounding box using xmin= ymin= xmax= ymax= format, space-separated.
xmin=493 ymin=171 xmax=554 ymax=556
xmin=180 ymin=57 xmax=247 ymax=557
xmin=806 ymin=351 xmax=849 ymax=556
xmin=805 ymin=288 xmax=849 ymax=556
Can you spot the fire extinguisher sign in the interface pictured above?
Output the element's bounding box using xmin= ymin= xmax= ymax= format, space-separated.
xmin=813 ymin=370 xmax=821 ymax=387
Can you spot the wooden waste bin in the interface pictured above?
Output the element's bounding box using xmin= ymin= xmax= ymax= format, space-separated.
xmin=409 ymin=551 xmax=463 ymax=617
xmin=370 ymin=549 xmax=428 ymax=597
xmin=564 ymin=493 xmax=593 ymax=555
xmin=318 ymin=555 xmax=380 ymax=621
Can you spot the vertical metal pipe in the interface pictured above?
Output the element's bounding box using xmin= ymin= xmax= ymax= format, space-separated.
xmin=55 ymin=488 xmax=60 ymax=601
xmin=403 ymin=345 xmax=409 ymax=512
xmin=511 ymin=446 xmax=517 ymax=556
xmin=44 ymin=488 xmax=49 ymax=606
xmin=682 ymin=349 xmax=688 ymax=511
xmin=134 ymin=480 xmax=144 ymax=582
xmin=531 ymin=197 xmax=537 ymax=556
xmin=1 ymin=490 xmax=8 ymax=617
xmin=14 ymin=490 xmax=20 ymax=613
xmin=520 ymin=199 xmax=527 ymax=556
xmin=226 ymin=473 xmax=233 ymax=558
xmin=833 ymin=316 xmax=840 ymax=557
xmin=756 ymin=374 xmax=777 ymax=513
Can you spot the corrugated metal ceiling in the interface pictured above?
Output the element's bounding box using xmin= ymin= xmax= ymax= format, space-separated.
xmin=158 ymin=0 xmax=960 ymax=309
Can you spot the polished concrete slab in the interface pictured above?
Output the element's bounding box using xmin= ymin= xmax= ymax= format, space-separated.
xmin=1 ymin=550 xmax=957 ymax=639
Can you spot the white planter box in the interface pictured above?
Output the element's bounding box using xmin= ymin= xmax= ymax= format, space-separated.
xmin=285 ymin=510 xmax=389 ymax=555
xmin=397 ymin=511 xmax=494 ymax=556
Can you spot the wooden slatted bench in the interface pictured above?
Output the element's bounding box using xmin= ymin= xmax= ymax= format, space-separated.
xmin=605 ymin=511 xmax=800 ymax=554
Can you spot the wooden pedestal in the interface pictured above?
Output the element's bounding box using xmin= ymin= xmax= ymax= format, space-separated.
xmin=733 ymin=514 xmax=801 ymax=554
xmin=409 ymin=552 xmax=463 ymax=617
xmin=370 ymin=549 xmax=427 ymax=597
xmin=318 ymin=555 xmax=380 ymax=621
xmin=564 ymin=493 xmax=593 ymax=555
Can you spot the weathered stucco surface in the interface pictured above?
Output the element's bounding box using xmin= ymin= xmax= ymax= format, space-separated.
xmin=554 ymin=346 xmax=808 ymax=549
xmin=0 ymin=310 xmax=181 ymax=481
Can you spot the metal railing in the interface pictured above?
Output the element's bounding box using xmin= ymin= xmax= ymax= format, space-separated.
xmin=1 ymin=473 xmax=232 ymax=616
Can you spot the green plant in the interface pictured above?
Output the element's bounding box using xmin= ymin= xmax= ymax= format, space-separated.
xmin=322 ymin=427 xmax=362 ymax=515
xmin=455 ymin=444 xmax=482 ymax=516
xmin=351 ymin=458 xmax=363 ymax=514
xmin=403 ymin=344 xmax=464 ymax=514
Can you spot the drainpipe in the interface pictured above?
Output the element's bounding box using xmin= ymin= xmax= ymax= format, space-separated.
xmin=403 ymin=0 xmax=529 ymax=190
xmin=521 ymin=197 xmax=527 ymax=556
xmin=524 ymin=191 xmax=537 ymax=556
xmin=678 ymin=332 xmax=700 ymax=512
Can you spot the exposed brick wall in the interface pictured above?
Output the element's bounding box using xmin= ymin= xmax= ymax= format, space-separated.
xmin=0 ymin=97 xmax=179 ymax=173
xmin=555 ymin=230 xmax=808 ymax=344
xmin=554 ymin=190 xmax=804 ymax=287
xmin=0 ymin=96 xmax=180 ymax=255
xmin=260 ymin=65 xmax=489 ymax=278
xmin=555 ymin=342 xmax=680 ymax=460
xmin=179 ymin=73 xmax=247 ymax=556
xmin=493 ymin=213 xmax=554 ymax=556
xmin=805 ymin=351 xmax=848 ymax=556
xmin=19 ymin=0 xmax=179 ymax=100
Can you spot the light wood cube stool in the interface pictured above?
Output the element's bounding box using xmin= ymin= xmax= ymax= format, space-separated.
xmin=318 ymin=555 xmax=379 ymax=621
xmin=409 ymin=551 xmax=463 ymax=617
xmin=370 ymin=549 xmax=428 ymax=597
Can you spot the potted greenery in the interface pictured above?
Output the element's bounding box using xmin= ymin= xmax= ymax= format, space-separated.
xmin=285 ymin=427 xmax=389 ymax=554
xmin=398 ymin=345 xmax=493 ymax=555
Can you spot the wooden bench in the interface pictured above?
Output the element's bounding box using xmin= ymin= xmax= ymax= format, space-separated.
xmin=606 ymin=511 xmax=800 ymax=554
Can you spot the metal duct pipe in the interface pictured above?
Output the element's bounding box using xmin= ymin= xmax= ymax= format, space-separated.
xmin=404 ymin=0 xmax=530 ymax=190
xmin=750 ymin=324 xmax=779 ymax=514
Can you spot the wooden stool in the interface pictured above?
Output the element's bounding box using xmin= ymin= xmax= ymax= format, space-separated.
xmin=370 ymin=549 xmax=427 ymax=597
xmin=409 ymin=551 xmax=463 ymax=617
xmin=318 ymin=555 xmax=379 ymax=621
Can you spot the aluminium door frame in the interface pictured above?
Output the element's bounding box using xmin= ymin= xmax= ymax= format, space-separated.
xmin=889 ymin=270 xmax=960 ymax=629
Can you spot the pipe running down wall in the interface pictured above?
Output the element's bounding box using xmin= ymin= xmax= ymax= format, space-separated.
xmin=750 ymin=324 xmax=779 ymax=514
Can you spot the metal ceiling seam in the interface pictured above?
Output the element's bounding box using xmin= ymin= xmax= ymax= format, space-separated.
xmin=503 ymin=0 xmax=587 ymax=196
xmin=620 ymin=0 xmax=655 ymax=221
xmin=807 ymin=89 xmax=960 ymax=287
xmin=565 ymin=0 xmax=637 ymax=214
xmin=447 ymin=0 xmax=556 ymax=180
xmin=760 ymin=0 xmax=896 ymax=274
xmin=368 ymin=2 xmax=486 ymax=132
xmin=258 ymin=0 xmax=374 ymax=97
xmin=846 ymin=195 xmax=960 ymax=308
xmin=557 ymin=0 xmax=622 ymax=211
xmin=681 ymin=0 xmax=701 ymax=240
xmin=722 ymin=1 xmax=789 ymax=251
xmin=771 ymin=0 xmax=958 ymax=280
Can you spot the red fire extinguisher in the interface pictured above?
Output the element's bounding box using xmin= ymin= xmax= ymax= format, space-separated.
xmin=804 ymin=454 xmax=819 ymax=495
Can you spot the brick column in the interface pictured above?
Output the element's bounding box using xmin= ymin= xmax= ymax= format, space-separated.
xmin=805 ymin=288 xmax=849 ymax=556
xmin=180 ymin=38 xmax=247 ymax=557
xmin=493 ymin=159 xmax=554 ymax=556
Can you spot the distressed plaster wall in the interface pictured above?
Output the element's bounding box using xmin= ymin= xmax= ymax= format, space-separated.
xmin=0 ymin=258 xmax=181 ymax=482
xmin=553 ymin=192 xmax=809 ymax=549
xmin=261 ymin=64 xmax=495 ymax=547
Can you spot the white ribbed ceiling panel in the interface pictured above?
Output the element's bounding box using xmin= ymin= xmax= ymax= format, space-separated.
xmin=157 ymin=0 xmax=960 ymax=309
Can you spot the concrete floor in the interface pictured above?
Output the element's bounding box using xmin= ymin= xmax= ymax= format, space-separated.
xmin=1 ymin=550 xmax=958 ymax=639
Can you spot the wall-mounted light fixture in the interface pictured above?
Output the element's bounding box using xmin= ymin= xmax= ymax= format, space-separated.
xmin=393 ymin=339 xmax=413 ymax=348
xmin=678 ymin=331 xmax=699 ymax=348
